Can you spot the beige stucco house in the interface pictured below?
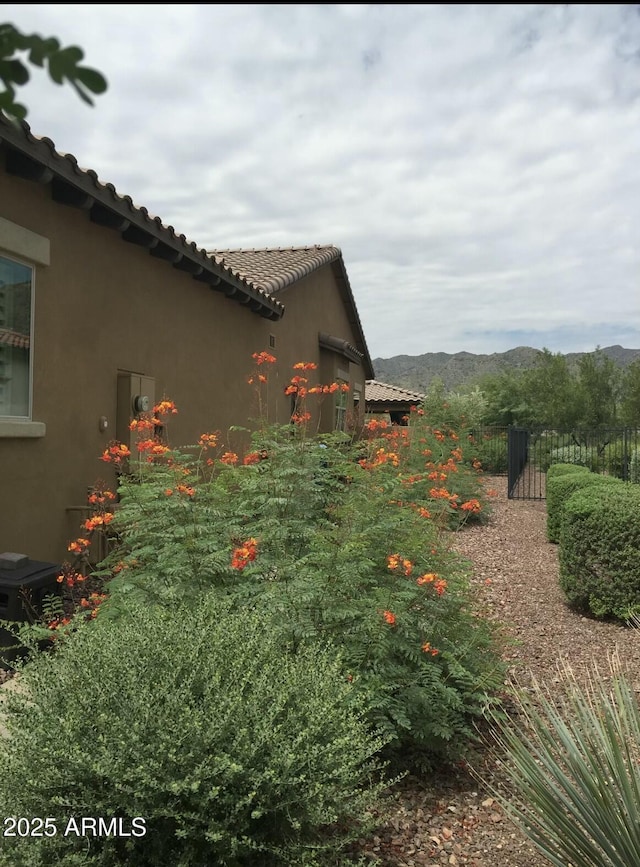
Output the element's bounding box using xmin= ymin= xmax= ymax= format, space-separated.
xmin=0 ymin=117 xmax=373 ymax=562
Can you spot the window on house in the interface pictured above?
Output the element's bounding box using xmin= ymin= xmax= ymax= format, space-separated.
xmin=0 ymin=255 xmax=32 ymax=418
xmin=335 ymin=380 xmax=348 ymax=431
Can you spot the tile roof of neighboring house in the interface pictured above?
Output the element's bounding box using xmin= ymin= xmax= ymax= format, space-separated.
xmin=0 ymin=328 xmax=29 ymax=350
xmin=365 ymin=380 xmax=425 ymax=404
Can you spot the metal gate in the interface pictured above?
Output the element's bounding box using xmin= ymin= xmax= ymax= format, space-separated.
xmin=507 ymin=427 xmax=640 ymax=500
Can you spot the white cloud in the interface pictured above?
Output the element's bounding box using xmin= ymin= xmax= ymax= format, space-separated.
xmin=3 ymin=3 xmax=640 ymax=357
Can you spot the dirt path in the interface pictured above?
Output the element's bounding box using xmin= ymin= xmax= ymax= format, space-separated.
xmin=358 ymin=475 xmax=640 ymax=867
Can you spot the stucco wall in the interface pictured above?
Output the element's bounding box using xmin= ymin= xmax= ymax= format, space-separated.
xmin=0 ymin=169 xmax=366 ymax=562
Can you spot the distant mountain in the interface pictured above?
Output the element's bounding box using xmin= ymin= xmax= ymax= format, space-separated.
xmin=372 ymin=345 xmax=640 ymax=393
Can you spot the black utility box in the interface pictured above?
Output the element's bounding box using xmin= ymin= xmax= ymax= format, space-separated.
xmin=0 ymin=552 xmax=61 ymax=657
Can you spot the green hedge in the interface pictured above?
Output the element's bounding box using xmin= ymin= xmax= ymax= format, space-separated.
xmin=546 ymin=463 xmax=592 ymax=481
xmin=546 ymin=470 xmax=621 ymax=543
xmin=0 ymin=598 xmax=387 ymax=867
xmin=559 ymin=484 xmax=640 ymax=621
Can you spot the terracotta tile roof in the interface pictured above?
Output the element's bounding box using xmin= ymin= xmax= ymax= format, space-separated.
xmin=209 ymin=246 xmax=341 ymax=294
xmin=365 ymin=380 xmax=425 ymax=404
xmin=209 ymin=246 xmax=374 ymax=378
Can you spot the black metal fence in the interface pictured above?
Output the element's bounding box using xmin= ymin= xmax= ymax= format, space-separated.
xmin=506 ymin=427 xmax=640 ymax=500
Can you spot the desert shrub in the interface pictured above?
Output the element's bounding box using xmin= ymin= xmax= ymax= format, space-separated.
xmin=546 ymin=471 xmax=621 ymax=544
xmin=0 ymin=597 xmax=388 ymax=867
xmin=559 ymin=483 xmax=640 ymax=620
xmin=485 ymin=658 xmax=640 ymax=867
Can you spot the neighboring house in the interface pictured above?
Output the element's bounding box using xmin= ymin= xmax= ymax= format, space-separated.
xmin=365 ymin=380 xmax=425 ymax=424
xmin=0 ymin=118 xmax=373 ymax=562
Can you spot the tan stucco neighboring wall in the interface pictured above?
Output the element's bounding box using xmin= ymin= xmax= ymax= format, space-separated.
xmin=0 ymin=171 xmax=366 ymax=562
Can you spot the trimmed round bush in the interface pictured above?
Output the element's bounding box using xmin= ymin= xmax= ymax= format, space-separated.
xmin=546 ymin=463 xmax=592 ymax=481
xmin=559 ymin=484 xmax=640 ymax=620
xmin=0 ymin=599 xmax=388 ymax=867
xmin=546 ymin=471 xmax=621 ymax=543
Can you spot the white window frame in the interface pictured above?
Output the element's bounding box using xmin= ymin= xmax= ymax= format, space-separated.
xmin=0 ymin=218 xmax=49 ymax=438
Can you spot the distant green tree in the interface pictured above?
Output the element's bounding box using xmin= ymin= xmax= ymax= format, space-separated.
xmin=576 ymin=348 xmax=620 ymax=429
xmin=619 ymin=359 xmax=640 ymax=427
xmin=0 ymin=22 xmax=106 ymax=120
xmin=478 ymin=369 xmax=532 ymax=426
xmin=523 ymin=349 xmax=583 ymax=429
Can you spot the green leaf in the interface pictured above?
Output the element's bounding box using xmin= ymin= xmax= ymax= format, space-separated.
xmin=74 ymin=65 xmax=108 ymax=96
xmin=0 ymin=57 xmax=29 ymax=85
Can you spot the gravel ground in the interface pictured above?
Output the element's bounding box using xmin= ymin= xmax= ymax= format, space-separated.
xmin=356 ymin=475 xmax=640 ymax=867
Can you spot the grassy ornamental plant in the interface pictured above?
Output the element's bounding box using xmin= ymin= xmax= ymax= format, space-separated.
xmin=486 ymin=659 xmax=640 ymax=867
xmin=0 ymin=599 xmax=388 ymax=867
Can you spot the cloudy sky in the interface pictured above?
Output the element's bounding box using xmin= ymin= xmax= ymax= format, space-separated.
xmin=4 ymin=4 xmax=640 ymax=360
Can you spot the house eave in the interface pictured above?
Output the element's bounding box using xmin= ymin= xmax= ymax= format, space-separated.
xmin=0 ymin=117 xmax=283 ymax=322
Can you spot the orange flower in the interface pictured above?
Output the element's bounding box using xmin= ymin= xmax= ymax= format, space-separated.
xmin=176 ymin=484 xmax=195 ymax=497
xmin=429 ymin=487 xmax=452 ymax=500
xmin=434 ymin=579 xmax=447 ymax=596
xmin=87 ymin=490 xmax=116 ymax=505
xmin=243 ymin=452 xmax=261 ymax=465
xmin=252 ymin=351 xmax=276 ymax=365
xmin=198 ymin=432 xmax=218 ymax=448
xmin=382 ymin=610 xmax=396 ymax=626
xmin=291 ymin=412 xmax=311 ymax=425
xmin=387 ymin=554 xmax=413 ymax=576
xmin=220 ymin=451 xmax=239 ymax=465
xmin=416 ymin=573 xmax=437 ymax=585
xmin=461 ymin=499 xmax=481 ymax=513
xmin=231 ymin=538 xmax=258 ymax=570
xmin=100 ymin=442 xmax=131 ymax=463
xmin=83 ymin=513 xmax=114 ymax=532
xmin=418 ymin=507 xmax=432 ymax=519
xmin=153 ymin=399 xmax=178 ymax=416
xmin=67 ymin=537 xmax=91 ymax=554
xmin=421 ymin=641 xmax=439 ymax=656
xmin=293 ymin=361 xmax=317 ymax=370
xmin=129 ymin=417 xmax=155 ymax=432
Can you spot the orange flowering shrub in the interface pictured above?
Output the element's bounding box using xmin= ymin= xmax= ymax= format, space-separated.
xmin=359 ymin=402 xmax=491 ymax=529
xmin=26 ymin=351 xmax=505 ymax=772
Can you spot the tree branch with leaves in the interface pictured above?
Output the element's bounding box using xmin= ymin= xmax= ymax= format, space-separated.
xmin=0 ymin=22 xmax=107 ymax=121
